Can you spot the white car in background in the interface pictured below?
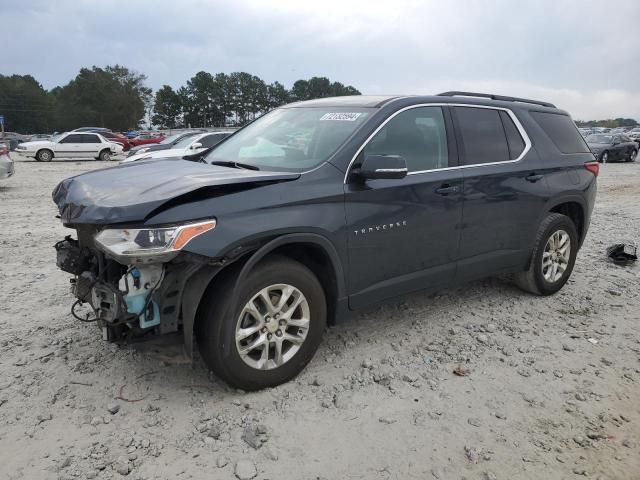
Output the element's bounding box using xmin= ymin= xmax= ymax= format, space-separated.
xmin=121 ymin=132 xmax=230 ymax=163
xmin=14 ymin=132 xmax=121 ymax=162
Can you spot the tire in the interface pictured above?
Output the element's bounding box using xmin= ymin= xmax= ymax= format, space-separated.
xmin=99 ymin=150 xmax=112 ymax=162
xmin=628 ymin=149 xmax=637 ymax=162
xmin=36 ymin=149 xmax=53 ymax=162
xmin=196 ymin=256 xmax=326 ymax=390
xmin=600 ymin=151 xmax=609 ymax=163
xmin=514 ymin=213 xmax=579 ymax=296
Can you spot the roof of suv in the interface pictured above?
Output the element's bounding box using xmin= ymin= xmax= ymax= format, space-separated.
xmin=288 ymin=93 xmax=565 ymax=114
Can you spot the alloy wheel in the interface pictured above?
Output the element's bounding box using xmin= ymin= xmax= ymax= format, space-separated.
xmin=542 ymin=230 xmax=571 ymax=283
xmin=235 ymin=284 xmax=310 ymax=370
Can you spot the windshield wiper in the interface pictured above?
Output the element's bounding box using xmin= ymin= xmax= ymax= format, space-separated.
xmin=210 ymin=160 xmax=260 ymax=171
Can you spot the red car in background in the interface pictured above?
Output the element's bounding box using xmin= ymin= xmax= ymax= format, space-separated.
xmin=99 ymin=131 xmax=133 ymax=151
xmin=128 ymin=133 xmax=165 ymax=147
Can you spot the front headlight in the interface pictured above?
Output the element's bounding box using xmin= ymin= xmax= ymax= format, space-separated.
xmin=94 ymin=220 xmax=216 ymax=263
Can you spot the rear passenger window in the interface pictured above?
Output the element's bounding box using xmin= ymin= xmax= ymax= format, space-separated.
xmin=530 ymin=111 xmax=590 ymax=154
xmin=499 ymin=111 xmax=525 ymax=159
xmin=454 ymin=107 xmax=509 ymax=165
xmin=83 ymin=134 xmax=100 ymax=143
xmin=364 ymin=106 xmax=449 ymax=172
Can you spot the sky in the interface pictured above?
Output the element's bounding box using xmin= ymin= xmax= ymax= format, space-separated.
xmin=2 ymin=0 xmax=640 ymax=121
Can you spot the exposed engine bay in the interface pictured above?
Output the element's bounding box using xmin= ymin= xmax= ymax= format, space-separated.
xmin=54 ymin=226 xmax=209 ymax=343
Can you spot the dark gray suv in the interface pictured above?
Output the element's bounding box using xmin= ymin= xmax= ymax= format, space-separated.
xmin=53 ymin=92 xmax=598 ymax=390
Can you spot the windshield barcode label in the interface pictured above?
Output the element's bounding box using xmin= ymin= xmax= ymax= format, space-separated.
xmin=320 ymin=112 xmax=362 ymax=121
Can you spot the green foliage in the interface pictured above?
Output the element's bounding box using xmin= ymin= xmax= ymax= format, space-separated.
xmin=0 ymin=74 xmax=54 ymax=133
xmin=52 ymin=65 xmax=148 ymax=131
xmin=178 ymin=73 xmax=360 ymax=128
xmin=0 ymin=66 xmax=361 ymax=132
xmin=151 ymin=86 xmax=182 ymax=128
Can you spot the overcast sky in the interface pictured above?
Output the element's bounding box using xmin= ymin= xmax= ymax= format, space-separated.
xmin=3 ymin=0 xmax=639 ymax=120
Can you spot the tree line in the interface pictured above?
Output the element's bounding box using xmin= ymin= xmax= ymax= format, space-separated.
xmin=0 ymin=66 xmax=361 ymax=134
xmin=575 ymin=118 xmax=638 ymax=128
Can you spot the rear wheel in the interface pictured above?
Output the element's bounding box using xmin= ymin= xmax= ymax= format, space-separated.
xmin=600 ymin=151 xmax=609 ymax=163
xmin=514 ymin=213 xmax=578 ymax=296
xmin=628 ymin=149 xmax=637 ymax=162
xmin=36 ymin=149 xmax=53 ymax=162
xmin=196 ymin=256 xmax=326 ymax=390
xmin=99 ymin=150 xmax=112 ymax=161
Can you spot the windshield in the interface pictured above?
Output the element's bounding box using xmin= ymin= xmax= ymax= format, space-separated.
xmin=51 ymin=133 xmax=64 ymax=142
xmin=160 ymin=133 xmax=182 ymax=144
xmin=586 ymin=134 xmax=612 ymax=144
xmin=205 ymin=107 xmax=372 ymax=171
xmin=172 ymin=134 xmax=201 ymax=149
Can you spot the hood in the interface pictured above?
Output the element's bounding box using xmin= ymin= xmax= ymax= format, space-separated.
xmin=52 ymin=159 xmax=300 ymax=225
xmin=122 ymin=147 xmax=190 ymax=163
xmin=17 ymin=140 xmax=53 ymax=148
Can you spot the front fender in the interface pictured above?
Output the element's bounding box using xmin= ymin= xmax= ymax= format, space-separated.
xmin=181 ymin=232 xmax=348 ymax=357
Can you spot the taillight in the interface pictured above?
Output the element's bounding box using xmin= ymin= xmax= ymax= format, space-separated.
xmin=0 ymin=146 xmax=8 ymax=156
xmin=584 ymin=161 xmax=599 ymax=177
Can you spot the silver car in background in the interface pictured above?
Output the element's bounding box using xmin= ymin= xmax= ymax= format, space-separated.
xmin=0 ymin=143 xmax=15 ymax=179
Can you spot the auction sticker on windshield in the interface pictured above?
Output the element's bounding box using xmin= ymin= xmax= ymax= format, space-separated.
xmin=320 ymin=112 xmax=362 ymax=121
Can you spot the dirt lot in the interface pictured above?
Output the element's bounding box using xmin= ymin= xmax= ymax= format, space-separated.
xmin=0 ymin=157 xmax=638 ymax=480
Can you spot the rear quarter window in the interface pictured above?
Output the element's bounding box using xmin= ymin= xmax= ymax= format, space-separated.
xmin=530 ymin=111 xmax=590 ymax=154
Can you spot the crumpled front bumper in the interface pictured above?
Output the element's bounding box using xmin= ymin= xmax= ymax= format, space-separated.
xmin=55 ymin=234 xmax=220 ymax=350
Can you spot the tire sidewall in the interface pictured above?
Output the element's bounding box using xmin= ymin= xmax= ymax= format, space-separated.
xmin=532 ymin=216 xmax=578 ymax=295
xmin=200 ymin=258 xmax=326 ymax=390
xmin=37 ymin=149 xmax=52 ymax=162
xmin=99 ymin=150 xmax=111 ymax=161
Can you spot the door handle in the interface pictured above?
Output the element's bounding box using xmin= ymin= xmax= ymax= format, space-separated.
xmin=525 ymin=173 xmax=544 ymax=183
xmin=435 ymin=184 xmax=461 ymax=195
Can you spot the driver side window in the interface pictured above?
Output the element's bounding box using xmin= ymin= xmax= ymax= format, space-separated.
xmin=364 ymin=106 xmax=449 ymax=172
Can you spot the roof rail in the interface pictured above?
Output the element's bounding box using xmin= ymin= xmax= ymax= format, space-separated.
xmin=437 ymin=91 xmax=556 ymax=109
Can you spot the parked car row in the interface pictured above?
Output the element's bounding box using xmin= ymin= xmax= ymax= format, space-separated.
xmin=14 ymin=132 xmax=121 ymax=162
xmin=585 ymin=133 xmax=638 ymax=163
xmin=122 ymin=131 xmax=232 ymax=163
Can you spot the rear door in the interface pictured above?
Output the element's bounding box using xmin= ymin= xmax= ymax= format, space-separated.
xmin=81 ymin=134 xmax=103 ymax=157
xmin=344 ymin=105 xmax=463 ymax=309
xmin=452 ymin=106 xmax=550 ymax=280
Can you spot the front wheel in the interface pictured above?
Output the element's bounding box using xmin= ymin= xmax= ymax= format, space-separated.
xmin=514 ymin=213 xmax=578 ymax=296
xmin=36 ymin=149 xmax=53 ymax=162
xmin=628 ymin=149 xmax=637 ymax=162
xmin=196 ymin=256 xmax=326 ymax=390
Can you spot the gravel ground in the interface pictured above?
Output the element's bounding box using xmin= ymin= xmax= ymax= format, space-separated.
xmin=0 ymin=157 xmax=639 ymax=480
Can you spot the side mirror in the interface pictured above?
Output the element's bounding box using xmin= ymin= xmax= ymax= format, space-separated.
xmin=190 ymin=142 xmax=203 ymax=150
xmin=354 ymin=154 xmax=408 ymax=180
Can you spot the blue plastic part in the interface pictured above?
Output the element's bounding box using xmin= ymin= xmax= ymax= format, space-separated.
xmin=125 ymin=292 xmax=160 ymax=329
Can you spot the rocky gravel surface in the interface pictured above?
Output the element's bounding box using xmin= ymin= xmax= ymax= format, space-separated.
xmin=0 ymin=157 xmax=639 ymax=480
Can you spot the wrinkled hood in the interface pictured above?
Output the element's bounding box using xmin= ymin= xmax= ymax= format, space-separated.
xmin=52 ymin=159 xmax=300 ymax=225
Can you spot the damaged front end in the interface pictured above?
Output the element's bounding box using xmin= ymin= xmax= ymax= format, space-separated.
xmin=55 ymin=223 xmax=218 ymax=344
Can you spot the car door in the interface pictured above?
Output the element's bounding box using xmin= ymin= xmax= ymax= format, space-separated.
xmin=82 ymin=134 xmax=103 ymax=158
xmin=452 ymin=106 xmax=550 ymax=281
xmin=344 ymin=105 xmax=463 ymax=309
xmin=56 ymin=134 xmax=84 ymax=158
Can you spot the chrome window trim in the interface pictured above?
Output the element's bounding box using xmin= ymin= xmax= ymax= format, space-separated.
xmin=343 ymin=103 xmax=532 ymax=183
